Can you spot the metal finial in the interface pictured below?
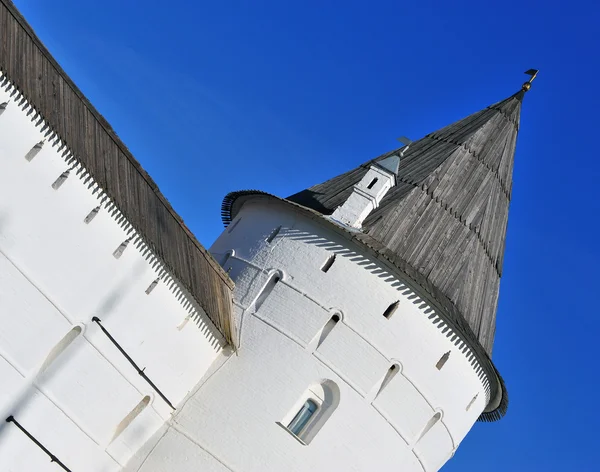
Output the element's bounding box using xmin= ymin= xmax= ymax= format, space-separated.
xmin=522 ymin=69 xmax=539 ymax=92
xmin=396 ymin=136 xmax=412 ymax=156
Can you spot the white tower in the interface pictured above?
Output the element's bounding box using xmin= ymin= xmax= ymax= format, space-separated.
xmin=0 ymin=2 xmax=531 ymax=470
xmin=127 ymin=88 xmax=524 ymax=470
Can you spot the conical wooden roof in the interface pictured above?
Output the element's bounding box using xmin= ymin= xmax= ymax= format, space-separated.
xmin=288 ymin=91 xmax=524 ymax=355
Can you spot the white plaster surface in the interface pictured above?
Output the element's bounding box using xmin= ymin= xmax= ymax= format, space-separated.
xmin=0 ymin=75 xmax=224 ymax=471
xmin=134 ymin=198 xmax=490 ymax=471
xmin=0 ymin=70 xmax=489 ymax=471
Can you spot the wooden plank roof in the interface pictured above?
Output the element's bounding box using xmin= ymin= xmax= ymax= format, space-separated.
xmin=0 ymin=0 xmax=235 ymax=344
xmin=287 ymin=91 xmax=524 ymax=356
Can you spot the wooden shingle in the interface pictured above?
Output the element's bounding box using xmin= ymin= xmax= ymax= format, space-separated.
xmin=287 ymin=91 xmax=524 ymax=356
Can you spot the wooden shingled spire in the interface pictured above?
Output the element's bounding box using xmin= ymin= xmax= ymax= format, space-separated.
xmin=288 ymin=90 xmax=525 ymax=356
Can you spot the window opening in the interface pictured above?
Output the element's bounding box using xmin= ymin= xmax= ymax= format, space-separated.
xmin=313 ymin=314 xmax=340 ymax=349
xmin=38 ymin=326 xmax=82 ymax=375
xmin=254 ymin=273 xmax=281 ymax=311
xmin=321 ymin=254 xmax=336 ymax=273
xmin=145 ymin=278 xmax=159 ymax=295
xmin=367 ymin=177 xmax=378 ymax=189
xmin=113 ymin=236 xmax=132 ymax=259
xmin=288 ymin=399 xmax=318 ymax=436
xmin=436 ymin=351 xmax=450 ymax=370
xmin=466 ymin=393 xmax=478 ymax=411
xmin=110 ymin=395 xmax=151 ymax=444
xmin=84 ymin=205 xmax=100 ymax=224
xmin=383 ymin=300 xmax=399 ymax=319
xmin=280 ymin=380 xmax=340 ymax=445
xmin=373 ymin=363 xmax=400 ymax=400
xmin=266 ymin=225 xmax=282 ymax=243
xmin=221 ymin=251 xmax=232 ymax=267
xmin=416 ymin=412 xmax=441 ymax=444
xmin=24 ymin=140 xmax=44 ymax=162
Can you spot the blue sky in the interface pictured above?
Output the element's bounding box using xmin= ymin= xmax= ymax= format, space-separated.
xmin=14 ymin=0 xmax=599 ymax=470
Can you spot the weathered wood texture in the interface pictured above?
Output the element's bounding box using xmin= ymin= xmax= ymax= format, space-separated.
xmin=287 ymin=92 xmax=523 ymax=356
xmin=0 ymin=0 xmax=234 ymax=344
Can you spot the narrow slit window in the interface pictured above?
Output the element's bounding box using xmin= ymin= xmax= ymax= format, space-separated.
xmin=314 ymin=314 xmax=340 ymax=349
xmin=110 ymin=395 xmax=151 ymax=444
xmin=416 ymin=412 xmax=441 ymax=444
xmin=367 ymin=177 xmax=378 ymax=189
xmin=255 ymin=273 xmax=281 ymax=311
xmin=374 ymin=363 xmax=400 ymax=399
xmin=288 ymin=399 xmax=319 ymax=436
xmin=321 ymin=254 xmax=336 ymax=273
xmin=145 ymin=278 xmax=159 ymax=295
xmin=24 ymin=141 xmax=44 ymax=162
xmin=436 ymin=351 xmax=450 ymax=370
xmin=266 ymin=225 xmax=282 ymax=243
xmin=39 ymin=326 xmax=82 ymax=375
xmin=383 ymin=300 xmax=399 ymax=319
xmin=51 ymin=170 xmax=70 ymax=190
xmin=466 ymin=393 xmax=478 ymax=411
xmin=221 ymin=251 xmax=232 ymax=267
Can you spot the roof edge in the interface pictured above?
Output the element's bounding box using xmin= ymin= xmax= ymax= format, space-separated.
xmin=221 ymin=190 xmax=508 ymax=421
xmin=0 ymin=0 xmax=235 ymax=345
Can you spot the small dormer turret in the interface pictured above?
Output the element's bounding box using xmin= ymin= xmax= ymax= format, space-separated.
xmin=331 ymin=154 xmax=400 ymax=228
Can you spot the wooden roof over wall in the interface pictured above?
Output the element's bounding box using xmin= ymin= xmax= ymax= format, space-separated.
xmin=0 ymin=0 xmax=235 ymax=345
xmin=288 ymin=92 xmax=524 ymax=356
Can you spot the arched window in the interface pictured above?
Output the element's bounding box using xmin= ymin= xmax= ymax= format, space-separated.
xmin=415 ymin=412 xmax=442 ymax=444
xmin=280 ymin=380 xmax=340 ymax=445
xmin=370 ymin=362 xmax=401 ymax=401
xmin=254 ymin=271 xmax=281 ymax=311
xmin=309 ymin=313 xmax=341 ymax=351
xmin=221 ymin=250 xmax=234 ymax=267
xmin=287 ymin=399 xmax=318 ymax=436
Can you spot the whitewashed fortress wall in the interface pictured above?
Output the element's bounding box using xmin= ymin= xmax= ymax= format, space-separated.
xmin=0 ymin=73 xmax=226 ymax=471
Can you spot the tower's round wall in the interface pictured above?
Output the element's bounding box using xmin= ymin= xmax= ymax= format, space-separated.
xmin=151 ymin=198 xmax=491 ymax=472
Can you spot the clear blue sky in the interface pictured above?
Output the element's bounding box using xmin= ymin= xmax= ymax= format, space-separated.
xmin=14 ymin=0 xmax=599 ymax=470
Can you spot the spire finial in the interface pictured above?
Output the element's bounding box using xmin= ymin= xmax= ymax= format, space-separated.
xmin=396 ymin=136 xmax=412 ymax=156
xmin=522 ymin=69 xmax=539 ymax=92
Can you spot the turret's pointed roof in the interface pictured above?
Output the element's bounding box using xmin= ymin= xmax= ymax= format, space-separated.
xmin=288 ymin=90 xmax=524 ymax=356
xmin=221 ymin=88 xmax=527 ymax=420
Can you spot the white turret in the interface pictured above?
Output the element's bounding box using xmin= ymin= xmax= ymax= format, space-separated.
xmin=331 ymin=154 xmax=400 ymax=228
xmin=126 ymin=195 xmax=491 ymax=472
